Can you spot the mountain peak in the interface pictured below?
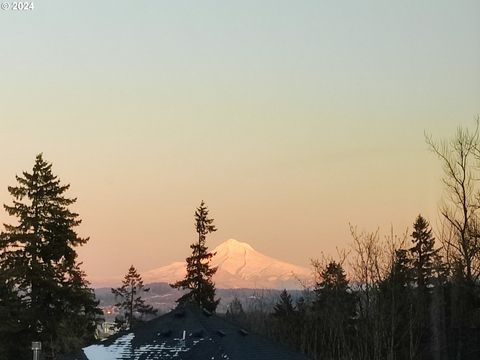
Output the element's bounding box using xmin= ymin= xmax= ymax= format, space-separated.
xmin=214 ymin=238 xmax=254 ymax=252
xmin=142 ymin=238 xmax=311 ymax=289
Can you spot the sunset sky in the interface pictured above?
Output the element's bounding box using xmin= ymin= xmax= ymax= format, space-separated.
xmin=1 ymin=1 xmax=479 ymax=283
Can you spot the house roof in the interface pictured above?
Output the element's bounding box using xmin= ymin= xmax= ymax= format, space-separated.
xmin=60 ymin=305 xmax=309 ymax=360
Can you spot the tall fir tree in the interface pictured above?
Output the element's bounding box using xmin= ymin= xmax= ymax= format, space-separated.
xmin=171 ymin=201 xmax=219 ymax=312
xmin=410 ymin=215 xmax=441 ymax=359
xmin=410 ymin=215 xmax=438 ymax=290
xmin=0 ymin=154 xmax=101 ymax=359
xmin=111 ymin=265 xmax=157 ymax=330
xmin=313 ymin=261 xmax=357 ymax=359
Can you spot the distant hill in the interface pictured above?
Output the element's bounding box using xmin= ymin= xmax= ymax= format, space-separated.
xmin=96 ymin=282 xmax=305 ymax=314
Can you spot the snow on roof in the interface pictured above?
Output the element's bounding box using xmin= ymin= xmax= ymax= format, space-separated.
xmin=65 ymin=305 xmax=307 ymax=360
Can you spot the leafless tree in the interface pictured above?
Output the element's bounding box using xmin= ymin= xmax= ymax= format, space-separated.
xmin=426 ymin=119 xmax=480 ymax=283
xmin=348 ymin=225 xmax=409 ymax=360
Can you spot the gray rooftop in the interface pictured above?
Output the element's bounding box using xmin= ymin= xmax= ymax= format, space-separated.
xmin=60 ymin=306 xmax=310 ymax=360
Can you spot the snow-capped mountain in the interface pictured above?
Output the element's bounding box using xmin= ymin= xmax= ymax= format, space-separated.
xmin=142 ymin=239 xmax=311 ymax=289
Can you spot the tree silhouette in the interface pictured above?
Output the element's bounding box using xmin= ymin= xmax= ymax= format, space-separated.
xmin=171 ymin=201 xmax=219 ymax=312
xmin=0 ymin=154 xmax=101 ymax=358
xmin=112 ymin=265 xmax=157 ymax=329
xmin=426 ymin=121 xmax=480 ymax=284
xmin=427 ymin=121 xmax=480 ymax=358
xmin=313 ymin=261 xmax=357 ymax=359
xmin=379 ymin=248 xmax=416 ymax=360
xmin=410 ymin=215 xmax=438 ymax=290
xmin=273 ymin=289 xmax=295 ymax=319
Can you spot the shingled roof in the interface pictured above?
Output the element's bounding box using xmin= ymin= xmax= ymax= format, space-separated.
xmin=60 ymin=306 xmax=310 ymax=360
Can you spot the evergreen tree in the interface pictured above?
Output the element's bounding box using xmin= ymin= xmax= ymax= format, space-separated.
xmin=171 ymin=201 xmax=219 ymax=312
xmin=271 ymin=289 xmax=297 ymax=347
xmin=410 ymin=215 xmax=438 ymax=290
xmin=273 ymin=289 xmax=295 ymax=319
xmin=111 ymin=265 xmax=157 ymax=329
xmin=379 ymin=249 xmax=416 ymax=360
xmin=0 ymin=154 xmax=102 ymax=358
xmin=313 ymin=261 xmax=357 ymax=359
xmin=410 ymin=215 xmax=440 ymax=359
xmin=315 ymin=261 xmax=352 ymax=297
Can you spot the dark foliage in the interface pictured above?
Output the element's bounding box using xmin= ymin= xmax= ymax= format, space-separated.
xmin=410 ymin=215 xmax=438 ymax=290
xmin=226 ymin=217 xmax=480 ymax=360
xmin=0 ymin=272 xmax=29 ymax=360
xmin=273 ymin=289 xmax=295 ymax=319
xmin=111 ymin=265 xmax=157 ymax=330
xmin=226 ymin=297 xmax=245 ymax=320
xmin=171 ymin=201 xmax=219 ymax=312
xmin=0 ymin=154 xmax=102 ymax=359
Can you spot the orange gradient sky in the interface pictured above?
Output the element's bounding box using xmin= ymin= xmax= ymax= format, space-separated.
xmin=0 ymin=1 xmax=479 ymax=281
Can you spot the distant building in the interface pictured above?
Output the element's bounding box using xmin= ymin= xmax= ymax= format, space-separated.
xmin=60 ymin=305 xmax=309 ymax=360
